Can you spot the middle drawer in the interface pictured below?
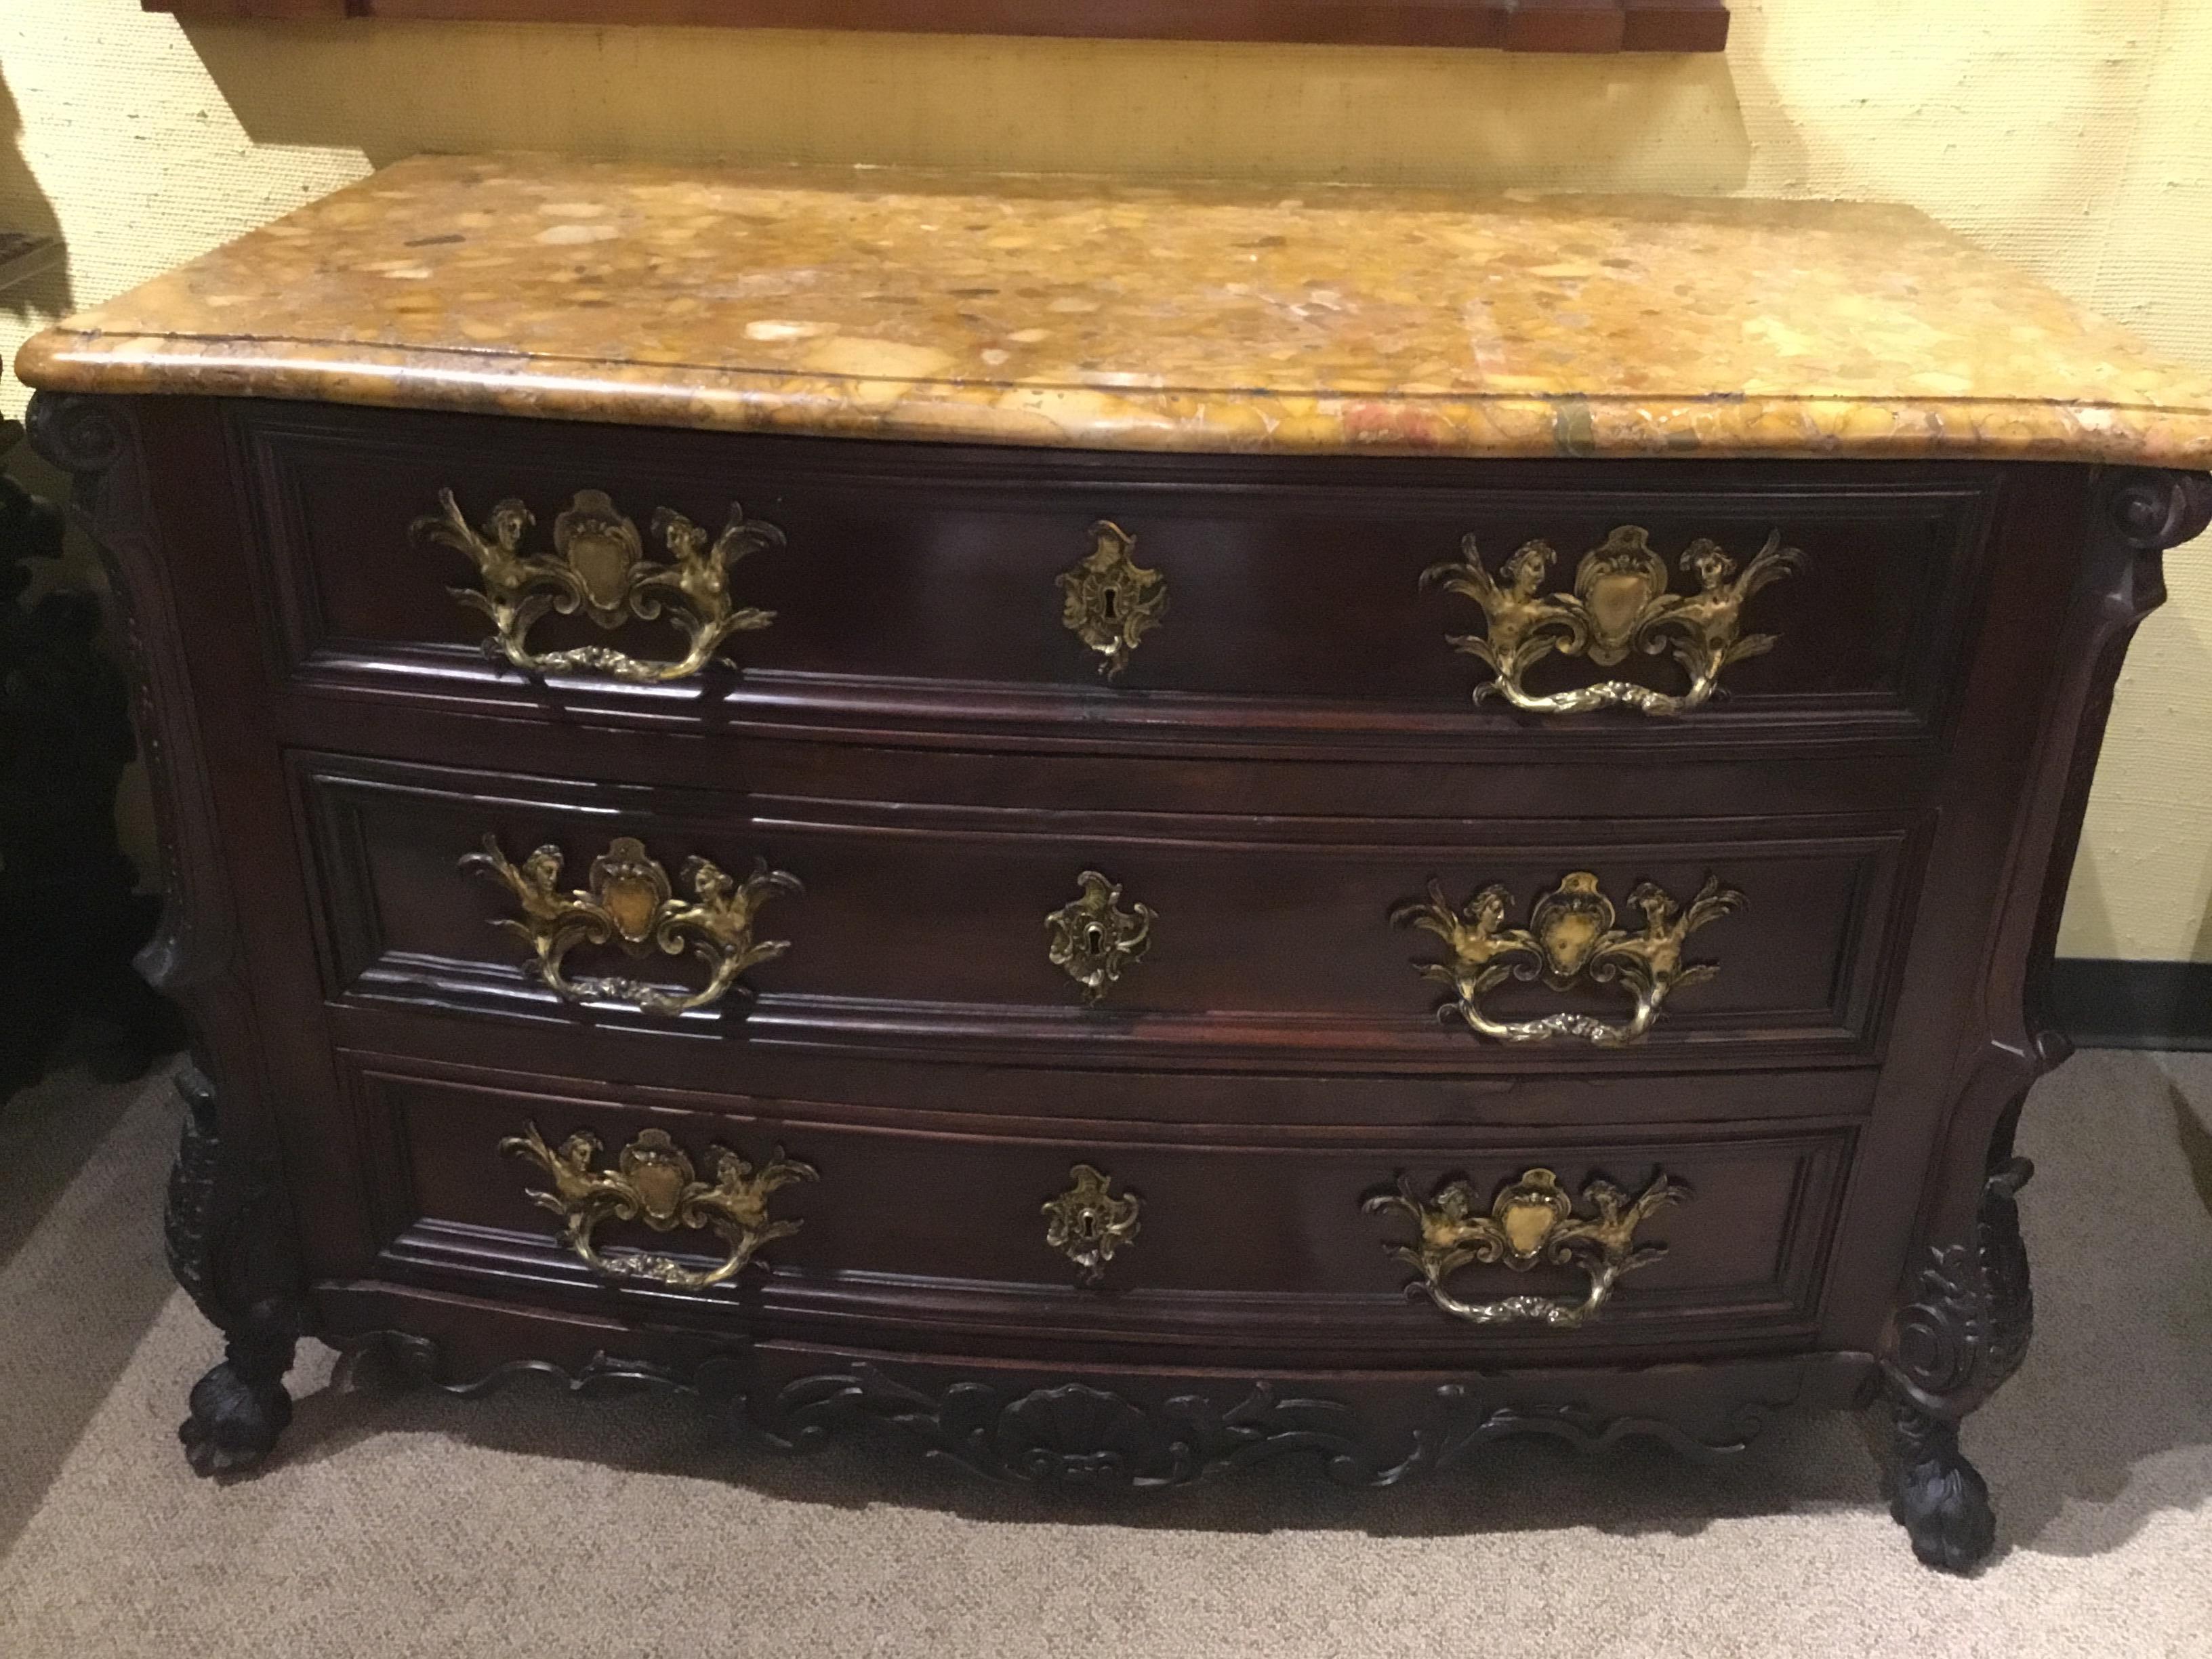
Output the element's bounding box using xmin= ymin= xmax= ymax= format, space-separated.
xmin=296 ymin=752 xmax=1920 ymax=1073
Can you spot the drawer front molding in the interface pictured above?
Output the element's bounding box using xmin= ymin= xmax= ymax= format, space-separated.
xmin=414 ymin=486 xmax=785 ymax=682
xmin=241 ymin=409 xmax=1994 ymax=754
xmin=298 ymin=752 xmax=1917 ymax=1071
xmin=464 ymin=832 xmax=802 ymax=1015
xmin=353 ymin=1058 xmax=1851 ymax=1349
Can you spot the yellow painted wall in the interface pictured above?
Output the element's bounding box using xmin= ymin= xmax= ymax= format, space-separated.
xmin=3 ymin=0 xmax=2209 ymax=959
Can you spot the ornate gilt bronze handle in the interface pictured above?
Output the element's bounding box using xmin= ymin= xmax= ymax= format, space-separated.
xmin=1042 ymin=1164 xmax=1143 ymax=1286
xmin=1393 ymin=870 xmax=1740 ymax=1047
xmin=1058 ymin=520 xmax=1166 ymax=680
xmin=414 ymin=487 xmax=785 ymax=682
xmin=1366 ymin=1167 xmax=1688 ymax=1328
xmin=464 ymin=833 xmax=800 ymax=1015
xmin=1422 ymin=525 xmax=1801 ymax=716
xmin=1045 ymin=870 xmax=1155 ymax=1002
xmin=502 ymin=1123 xmax=815 ymax=1290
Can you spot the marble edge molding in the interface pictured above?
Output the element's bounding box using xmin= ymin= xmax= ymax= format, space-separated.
xmin=18 ymin=329 xmax=2212 ymax=468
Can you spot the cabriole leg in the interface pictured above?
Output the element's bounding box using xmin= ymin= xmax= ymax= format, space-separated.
xmin=1877 ymin=1139 xmax=2033 ymax=1574
xmin=164 ymin=1065 xmax=306 ymax=1476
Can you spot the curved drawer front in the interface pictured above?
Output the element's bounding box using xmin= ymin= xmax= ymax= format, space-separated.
xmin=243 ymin=405 xmax=1992 ymax=750
xmin=353 ymin=1058 xmax=1851 ymax=1360
xmin=298 ymin=753 xmax=1921 ymax=1069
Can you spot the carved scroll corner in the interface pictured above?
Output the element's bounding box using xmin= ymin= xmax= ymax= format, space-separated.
xmin=24 ymin=389 xmax=127 ymax=483
xmin=2106 ymin=467 xmax=2212 ymax=553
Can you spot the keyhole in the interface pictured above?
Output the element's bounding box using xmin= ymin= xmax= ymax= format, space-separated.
xmin=1101 ymin=589 xmax=1120 ymax=621
xmin=1084 ymin=924 xmax=1105 ymax=953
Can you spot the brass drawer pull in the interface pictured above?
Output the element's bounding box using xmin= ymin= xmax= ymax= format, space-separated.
xmin=1395 ymin=870 xmax=1739 ymax=1047
xmin=464 ymin=833 xmax=801 ymax=1015
xmin=1422 ymin=525 xmax=1800 ymax=716
xmin=1366 ymin=1167 xmax=1687 ymax=1328
xmin=1059 ymin=520 xmax=1166 ymax=680
xmin=1042 ymin=1164 xmax=1143 ymax=1286
xmin=503 ymin=1123 xmax=815 ymax=1290
xmin=415 ymin=487 xmax=784 ymax=682
xmin=1045 ymin=870 xmax=1155 ymax=1002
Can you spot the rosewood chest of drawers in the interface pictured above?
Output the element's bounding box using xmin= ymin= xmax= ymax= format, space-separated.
xmin=21 ymin=155 xmax=2212 ymax=1573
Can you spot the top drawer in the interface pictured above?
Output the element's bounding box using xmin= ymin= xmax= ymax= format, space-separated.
xmin=238 ymin=405 xmax=1994 ymax=754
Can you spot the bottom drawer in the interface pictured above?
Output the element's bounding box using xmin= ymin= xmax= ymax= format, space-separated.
xmin=349 ymin=1057 xmax=1851 ymax=1361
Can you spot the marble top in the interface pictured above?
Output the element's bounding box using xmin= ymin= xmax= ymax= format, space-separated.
xmin=18 ymin=152 xmax=2212 ymax=467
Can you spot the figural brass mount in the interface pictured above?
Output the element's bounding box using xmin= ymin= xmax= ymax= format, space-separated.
xmin=1045 ymin=871 xmax=1155 ymax=1002
xmin=502 ymin=1122 xmax=815 ymax=1290
xmin=465 ymin=833 xmax=801 ymax=1015
xmin=1366 ymin=1167 xmax=1689 ymax=1328
xmin=1395 ymin=871 xmax=1740 ymax=1047
xmin=1422 ymin=525 xmax=1801 ymax=716
xmin=1058 ymin=520 xmax=1166 ymax=681
xmin=1042 ymin=1164 xmax=1143 ymax=1287
xmin=416 ymin=487 xmax=785 ymax=683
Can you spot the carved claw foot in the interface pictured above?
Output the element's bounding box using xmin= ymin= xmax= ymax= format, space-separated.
xmin=161 ymin=1063 xmax=309 ymax=1478
xmin=180 ymin=1332 xmax=298 ymax=1476
xmin=1886 ymin=1402 xmax=1996 ymax=1573
xmin=1879 ymin=1134 xmax=2032 ymax=1572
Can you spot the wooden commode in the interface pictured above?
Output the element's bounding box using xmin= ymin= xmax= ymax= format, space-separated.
xmin=20 ymin=155 xmax=2212 ymax=1572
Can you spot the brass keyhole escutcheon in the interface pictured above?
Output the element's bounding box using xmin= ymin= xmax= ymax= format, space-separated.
xmin=1042 ymin=1164 xmax=1143 ymax=1287
xmin=1045 ymin=871 xmax=1155 ymax=1003
xmin=1057 ymin=520 xmax=1166 ymax=681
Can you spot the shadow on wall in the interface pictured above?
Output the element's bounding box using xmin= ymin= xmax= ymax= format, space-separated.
xmin=0 ymin=64 xmax=71 ymax=327
xmin=173 ymin=18 xmax=1759 ymax=189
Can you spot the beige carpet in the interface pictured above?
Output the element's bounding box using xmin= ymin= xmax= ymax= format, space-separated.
xmin=2 ymin=1051 xmax=2209 ymax=1658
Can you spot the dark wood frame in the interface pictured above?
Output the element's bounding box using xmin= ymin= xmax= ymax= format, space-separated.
xmin=145 ymin=0 xmax=1730 ymax=52
xmin=29 ymin=384 xmax=2208 ymax=1571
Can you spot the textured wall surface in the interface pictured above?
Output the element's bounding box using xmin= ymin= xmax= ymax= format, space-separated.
xmin=1 ymin=0 xmax=2207 ymax=958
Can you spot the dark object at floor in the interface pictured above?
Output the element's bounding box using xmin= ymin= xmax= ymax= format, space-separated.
xmin=2049 ymin=958 xmax=2212 ymax=1050
xmin=0 ymin=417 xmax=182 ymax=1097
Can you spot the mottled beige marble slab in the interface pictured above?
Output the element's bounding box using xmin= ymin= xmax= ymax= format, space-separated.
xmin=18 ymin=152 xmax=2212 ymax=466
